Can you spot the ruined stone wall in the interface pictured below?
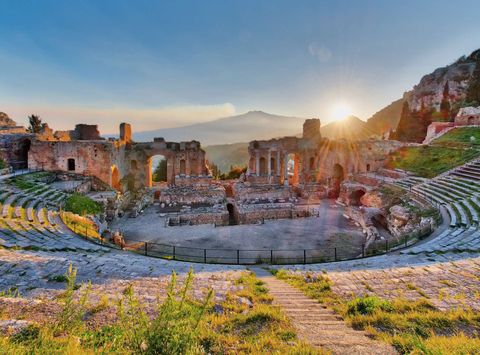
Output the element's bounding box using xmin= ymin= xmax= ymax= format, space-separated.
xmin=247 ymin=119 xmax=403 ymax=187
xmin=170 ymin=211 xmax=228 ymax=226
xmin=0 ymin=134 xmax=34 ymax=168
xmin=126 ymin=139 xmax=209 ymax=189
xmin=28 ymin=140 xmax=117 ymax=185
xmin=158 ymin=185 xmax=226 ymax=205
xmin=234 ymin=183 xmax=293 ymax=201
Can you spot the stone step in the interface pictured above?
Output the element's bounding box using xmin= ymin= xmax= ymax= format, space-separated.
xmin=252 ymin=268 xmax=395 ymax=354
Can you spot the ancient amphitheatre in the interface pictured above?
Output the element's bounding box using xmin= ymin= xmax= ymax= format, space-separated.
xmin=1 ymin=100 xmax=480 ymax=353
xmin=1 ymin=3 xmax=480 ymax=353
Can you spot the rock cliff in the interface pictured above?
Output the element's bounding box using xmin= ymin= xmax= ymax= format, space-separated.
xmin=392 ymin=49 xmax=480 ymax=142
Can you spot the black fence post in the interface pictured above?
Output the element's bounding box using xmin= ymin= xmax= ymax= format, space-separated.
xmin=204 ymin=249 xmax=207 ymax=263
xmin=144 ymin=242 xmax=148 ymax=256
xmin=404 ymin=235 xmax=408 ymax=247
xmin=334 ymin=248 xmax=337 ymax=261
xmin=270 ymin=250 xmax=273 ymax=264
xmin=85 ymin=227 xmax=88 ymax=238
xmin=385 ymin=240 xmax=389 ymax=253
xmin=173 ymin=246 xmax=176 ymax=260
xmin=303 ymin=249 xmax=306 ymax=264
xmin=237 ymin=249 xmax=240 ymax=264
xmin=362 ymin=243 xmax=365 ymax=258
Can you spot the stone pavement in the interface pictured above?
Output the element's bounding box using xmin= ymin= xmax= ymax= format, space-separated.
xmin=281 ymin=253 xmax=480 ymax=311
xmin=252 ymin=267 xmax=396 ymax=355
xmin=0 ymin=248 xmax=245 ymax=297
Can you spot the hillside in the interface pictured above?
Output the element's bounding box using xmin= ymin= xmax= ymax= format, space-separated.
xmin=133 ymin=111 xmax=307 ymax=145
xmin=204 ymin=142 xmax=249 ymax=172
xmin=321 ymin=115 xmax=372 ymax=140
xmin=392 ymin=49 xmax=480 ymax=142
xmin=364 ymin=97 xmax=405 ymax=137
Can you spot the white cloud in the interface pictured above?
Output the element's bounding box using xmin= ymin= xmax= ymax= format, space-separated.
xmin=308 ymin=43 xmax=332 ymax=62
xmin=2 ymin=102 xmax=236 ymax=134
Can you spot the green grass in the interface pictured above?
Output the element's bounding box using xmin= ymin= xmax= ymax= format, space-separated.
xmin=433 ymin=127 xmax=480 ymax=147
xmin=64 ymin=193 xmax=103 ymax=216
xmin=386 ymin=146 xmax=480 ymax=178
xmin=0 ymin=267 xmax=321 ymax=354
xmin=273 ymin=269 xmax=480 ymax=355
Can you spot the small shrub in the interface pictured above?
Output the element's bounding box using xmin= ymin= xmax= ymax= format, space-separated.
xmin=347 ymin=296 xmax=393 ymax=316
xmin=64 ymin=193 xmax=103 ymax=216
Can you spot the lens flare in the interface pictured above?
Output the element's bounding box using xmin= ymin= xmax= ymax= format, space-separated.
xmin=330 ymin=102 xmax=352 ymax=121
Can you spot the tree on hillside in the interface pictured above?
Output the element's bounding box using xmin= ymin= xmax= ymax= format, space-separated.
xmin=152 ymin=159 xmax=167 ymax=182
xmin=207 ymin=160 xmax=221 ymax=179
xmin=219 ymin=165 xmax=247 ymax=180
xmin=392 ymin=100 xmax=432 ymax=143
xmin=466 ymin=59 xmax=480 ymax=106
xmin=440 ymin=81 xmax=451 ymax=120
xmin=27 ymin=114 xmax=43 ymax=133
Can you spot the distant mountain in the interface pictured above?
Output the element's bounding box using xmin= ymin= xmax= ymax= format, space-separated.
xmin=133 ymin=110 xmax=307 ymax=145
xmin=321 ymin=115 xmax=372 ymax=140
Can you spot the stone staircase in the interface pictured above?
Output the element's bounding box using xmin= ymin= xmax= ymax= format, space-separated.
xmin=0 ymin=181 xmax=108 ymax=253
xmin=252 ymin=268 xmax=396 ymax=354
xmin=394 ymin=159 xmax=480 ymax=255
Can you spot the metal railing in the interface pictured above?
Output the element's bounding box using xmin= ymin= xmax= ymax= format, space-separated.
xmin=7 ymin=168 xmax=440 ymax=265
xmin=122 ymin=224 xmax=434 ymax=265
xmin=58 ymin=207 xmax=437 ymax=265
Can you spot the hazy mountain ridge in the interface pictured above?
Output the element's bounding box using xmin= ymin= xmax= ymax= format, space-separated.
xmin=133 ymin=111 xmax=307 ymax=145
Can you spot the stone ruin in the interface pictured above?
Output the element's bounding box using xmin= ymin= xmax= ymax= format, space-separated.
xmin=0 ymin=112 xmax=408 ymax=229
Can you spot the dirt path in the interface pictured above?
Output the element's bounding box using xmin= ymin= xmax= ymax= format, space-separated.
xmin=252 ymin=267 xmax=396 ymax=355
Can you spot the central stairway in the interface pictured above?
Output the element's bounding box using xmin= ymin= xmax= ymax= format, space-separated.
xmin=252 ymin=268 xmax=396 ymax=354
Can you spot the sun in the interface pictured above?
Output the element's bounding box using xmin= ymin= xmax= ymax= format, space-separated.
xmin=330 ymin=102 xmax=352 ymax=121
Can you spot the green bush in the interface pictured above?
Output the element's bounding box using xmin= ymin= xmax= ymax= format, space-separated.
xmin=347 ymin=296 xmax=393 ymax=316
xmin=64 ymin=193 xmax=103 ymax=216
xmin=0 ymin=158 xmax=6 ymax=169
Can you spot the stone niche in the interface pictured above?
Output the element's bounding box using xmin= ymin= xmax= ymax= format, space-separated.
xmin=455 ymin=106 xmax=480 ymax=126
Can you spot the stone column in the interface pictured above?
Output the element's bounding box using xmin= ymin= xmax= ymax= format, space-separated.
xmin=145 ymin=159 xmax=152 ymax=188
xmin=284 ymin=153 xmax=289 ymax=186
xmin=256 ymin=152 xmax=260 ymax=177
xmin=267 ymin=150 xmax=271 ymax=176
xmin=276 ymin=151 xmax=281 ymax=176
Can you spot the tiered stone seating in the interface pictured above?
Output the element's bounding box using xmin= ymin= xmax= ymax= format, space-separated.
xmin=0 ymin=178 xmax=108 ymax=253
xmin=396 ymin=157 xmax=480 ymax=255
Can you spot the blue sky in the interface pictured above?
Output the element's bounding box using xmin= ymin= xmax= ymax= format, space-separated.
xmin=1 ymin=0 xmax=480 ymax=133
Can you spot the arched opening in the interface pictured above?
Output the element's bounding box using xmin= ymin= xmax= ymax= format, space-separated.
xmin=349 ymin=189 xmax=366 ymax=206
xmin=270 ymin=157 xmax=276 ymax=175
xmin=179 ymin=159 xmax=186 ymax=175
xmin=259 ymin=157 xmax=267 ymax=175
xmin=330 ymin=163 xmax=344 ymax=198
xmin=226 ymin=203 xmax=238 ymax=225
xmin=309 ymin=157 xmax=315 ymax=170
xmin=287 ymin=153 xmax=299 ymax=185
xmin=131 ymin=160 xmax=138 ymax=170
xmin=16 ymin=138 xmax=31 ymax=170
xmin=468 ymin=116 xmax=475 ymax=125
xmin=111 ymin=165 xmax=120 ymax=191
xmin=67 ymin=158 xmax=76 ymax=171
xmin=366 ymin=163 xmax=371 ymax=172
xmin=151 ymin=155 xmax=167 ymax=182
xmin=249 ymin=157 xmax=256 ymax=174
